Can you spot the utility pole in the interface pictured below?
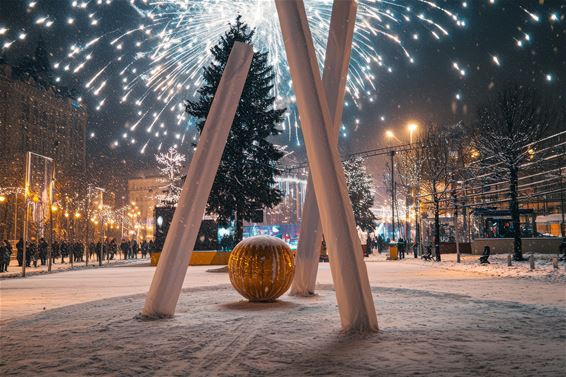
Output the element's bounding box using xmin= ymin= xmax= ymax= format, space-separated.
xmin=390 ymin=150 xmax=396 ymax=241
xmin=96 ymin=187 xmax=105 ymax=267
xmin=47 ymin=161 xmax=55 ymax=272
xmin=22 ymin=152 xmax=31 ymax=277
xmin=453 ymin=179 xmax=461 ymax=263
xmin=560 ymin=168 xmax=565 ymax=237
xmin=85 ymin=185 xmax=91 ymax=266
xmin=13 ymin=191 xmax=18 ymax=240
xmin=461 ymin=180 xmax=468 ymax=243
xmin=415 ymin=186 xmax=421 ymax=257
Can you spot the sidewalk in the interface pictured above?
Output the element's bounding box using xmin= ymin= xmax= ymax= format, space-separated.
xmin=0 ymin=256 xmax=150 ymax=279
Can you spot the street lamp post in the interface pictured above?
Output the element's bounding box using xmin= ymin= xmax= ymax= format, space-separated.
xmin=48 ymin=203 xmax=57 ymax=271
xmin=386 ymin=130 xmax=397 ymax=241
xmin=22 ymin=154 xmax=31 ymax=277
xmin=414 ymin=187 xmax=421 ymax=256
xmin=85 ymin=186 xmax=91 ymax=266
xmin=47 ymin=162 xmax=56 ymax=272
xmin=407 ymin=123 xmax=418 ymax=245
xmin=13 ymin=191 xmax=19 ymax=240
xmin=389 ymin=150 xmax=396 ymax=241
xmin=64 ymin=211 xmax=72 ymax=267
xmin=0 ymin=195 xmax=7 ymax=240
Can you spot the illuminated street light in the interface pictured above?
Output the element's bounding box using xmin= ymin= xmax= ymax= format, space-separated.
xmin=0 ymin=195 xmax=6 ymax=203
xmin=385 ymin=130 xmax=402 ymax=144
xmin=407 ymin=122 xmax=418 ymax=144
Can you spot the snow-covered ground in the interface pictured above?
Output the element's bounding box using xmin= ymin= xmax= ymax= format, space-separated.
xmin=367 ymin=252 xmax=566 ymax=283
xmin=1 ymin=261 xmax=565 ymax=376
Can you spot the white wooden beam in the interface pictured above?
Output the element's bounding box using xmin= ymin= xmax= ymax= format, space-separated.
xmin=143 ymin=42 xmax=253 ymax=317
xmin=275 ymin=0 xmax=378 ymax=332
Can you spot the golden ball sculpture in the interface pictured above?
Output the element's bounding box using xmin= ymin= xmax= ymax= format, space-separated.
xmin=228 ymin=236 xmax=295 ymax=302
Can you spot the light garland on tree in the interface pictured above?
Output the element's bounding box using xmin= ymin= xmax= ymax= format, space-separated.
xmin=155 ymin=147 xmax=186 ymax=206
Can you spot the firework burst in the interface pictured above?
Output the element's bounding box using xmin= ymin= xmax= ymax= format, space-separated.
xmin=3 ymin=0 xmax=472 ymax=152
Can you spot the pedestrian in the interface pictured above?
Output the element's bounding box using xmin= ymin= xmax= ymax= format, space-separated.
xmin=376 ymin=235 xmax=384 ymax=254
xmin=413 ymin=241 xmax=418 ymax=258
xmin=120 ymin=239 xmax=128 ymax=259
xmin=39 ymin=238 xmax=48 ymax=266
xmin=0 ymin=240 xmax=12 ymax=272
xmin=51 ymin=240 xmax=60 ymax=264
xmin=96 ymin=240 xmax=102 ymax=262
xmin=104 ymin=239 xmax=110 ymax=261
xmin=74 ymin=242 xmax=81 ymax=262
xmin=89 ymin=242 xmax=96 ymax=261
xmin=365 ymin=235 xmax=372 ymax=257
xmin=16 ymin=237 xmax=24 ymax=267
xmin=29 ymin=242 xmax=38 ymax=267
xmin=141 ymin=240 xmax=148 ymax=258
xmin=110 ymin=239 xmax=117 ymax=260
xmin=397 ymin=238 xmax=406 ymax=260
xmin=0 ymin=242 xmax=5 ymax=273
xmin=127 ymin=239 xmax=133 ymax=259
xmin=69 ymin=241 xmax=75 ymax=263
xmin=60 ymin=240 xmax=68 ymax=264
xmin=132 ymin=238 xmax=139 ymax=259
xmin=149 ymin=240 xmax=156 ymax=256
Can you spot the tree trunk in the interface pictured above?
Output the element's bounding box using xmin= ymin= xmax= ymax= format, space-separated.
xmin=405 ymin=195 xmax=410 ymax=244
xmin=509 ymin=166 xmax=523 ymax=261
xmin=433 ymin=182 xmax=441 ymax=261
xmin=234 ymin=214 xmax=244 ymax=245
xmin=415 ymin=184 xmax=421 ymax=256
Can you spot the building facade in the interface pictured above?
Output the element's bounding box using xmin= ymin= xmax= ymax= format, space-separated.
xmin=0 ymin=64 xmax=87 ymax=192
xmin=0 ymin=49 xmax=88 ymax=240
xmin=127 ymin=174 xmax=163 ymax=240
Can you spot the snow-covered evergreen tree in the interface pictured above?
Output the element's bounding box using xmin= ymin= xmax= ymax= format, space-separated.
xmin=185 ymin=16 xmax=285 ymax=242
xmin=155 ymin=147 xmax=186 ymax=206
xmin=343 ymin=157 xmax=377 ymax=232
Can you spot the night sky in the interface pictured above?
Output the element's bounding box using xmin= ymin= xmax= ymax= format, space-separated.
xmin=1 ymin=0 xmax=565 ymax=186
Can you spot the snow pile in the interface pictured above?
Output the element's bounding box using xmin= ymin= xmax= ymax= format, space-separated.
xmin=366 ymin=252 xmax=566 ymax=283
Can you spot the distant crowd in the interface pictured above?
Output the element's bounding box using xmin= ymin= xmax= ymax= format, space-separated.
xmin=0 ymin=238 xmax=157 ymax=273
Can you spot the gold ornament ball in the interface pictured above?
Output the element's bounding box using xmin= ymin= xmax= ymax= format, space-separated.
xmin=228 ymin=236 xmax=295 ymax=302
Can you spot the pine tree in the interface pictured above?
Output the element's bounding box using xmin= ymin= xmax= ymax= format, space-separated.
xmin=186 ymin=16 xmax=285 ymax=242
xmin=155 ymin=147 xmax=186 ymax=206
xmin=343 ymin=157 xmax=377 ymax=232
